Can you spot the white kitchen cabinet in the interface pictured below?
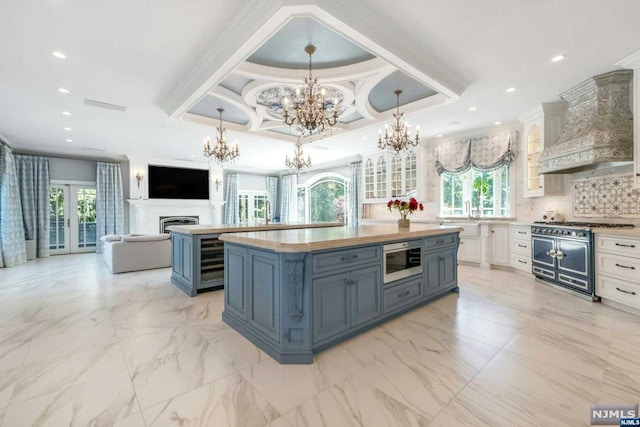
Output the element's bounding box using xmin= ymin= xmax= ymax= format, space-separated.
xmin=363 ymin=150 xmax=417 ymax=202
xmin=595 ymin=233 xmax=640 ymax=311
xmin=510 ymin=225 xmax=532 ymax=273
xmin=458 ymin=237 xmax=481 ymax=263
xmin=520 ymin=102 xmax=567 ymax=198
xmin=615 ymin=50 xmax=640 ymax=188
xmin=490 ymin=224 xmax=510 ymax=266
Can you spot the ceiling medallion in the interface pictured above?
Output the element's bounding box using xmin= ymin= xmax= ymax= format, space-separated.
xmin=283 ymin=44 xmax=340 ymax=136
xmin=203 ymin=108 xmax=240 ymax=165
xmin=285 ymin=135 xmax=312 ymax=173
xmin=257 ymin=86 xmax=345 ymax=121
xmin=378 ymin=89 xmax=420 ymax=153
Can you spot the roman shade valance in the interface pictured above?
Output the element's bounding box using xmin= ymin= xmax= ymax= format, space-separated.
xmin=435 ymin=130 xmax=519 ymax=175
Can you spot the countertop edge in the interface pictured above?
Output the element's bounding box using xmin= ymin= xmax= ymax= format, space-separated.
xmin=167 ymin=222 xmax=343 ymax=235
xmin=592 ymin=228 xmax=640 ymax=237
xmin=219 ymin=226 xmax=463 ymax=253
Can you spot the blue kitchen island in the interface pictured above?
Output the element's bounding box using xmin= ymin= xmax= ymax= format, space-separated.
xmin=218 ymin=224 xmax=462 ymax=364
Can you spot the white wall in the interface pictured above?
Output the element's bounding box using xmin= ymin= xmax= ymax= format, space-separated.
xmin=49 ymin=157 xmax=96 ymax=182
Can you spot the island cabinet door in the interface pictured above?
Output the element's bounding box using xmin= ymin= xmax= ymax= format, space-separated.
xmin=171 ymin=233 xmax=193 ymax=282
xmin=225 ymin=245 xmax=247 ymax=320
xmin=248 ymin=250 xmax=281 ymax=344
xmin=350 ymin=265 xmax=382 ymax=328
xmin=312 ymin=272 xmax=351 ymax=343
xmin=423 ymin=248 xmax=458 ymax=294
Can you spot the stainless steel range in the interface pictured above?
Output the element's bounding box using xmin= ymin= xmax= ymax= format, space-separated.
xmin=530 ymin=222 xmax=634 ymax=300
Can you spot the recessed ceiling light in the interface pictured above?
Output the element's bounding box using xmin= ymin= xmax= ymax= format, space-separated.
xmin=65 ymin=139 xmax=72 ymax=142
xmin=58 ymin=88 xmax=70 ymax=94
xmin=469 ymin=107 xmax=477 ymax=111
xmin=62 ymin=111 xmax=71 ymax=116
xmin=361 ymin=136 xmax=368 ymax=140
xmin=505 ymin=87 xmax=516 ymax=93
xmin=64 ymin=127 xmax=72 ymax=131
xmin=494 ymin=121 xmax=502 ymax=125
xmin=436 ymin=134 xmax=443 ymax=138
xmin=551 ymin=55 xmax=565 ymax=62
xmin=52 ymin=51 xmax=66 ymax=59
xmin=190 ymin=154 xmax=196 ymax=158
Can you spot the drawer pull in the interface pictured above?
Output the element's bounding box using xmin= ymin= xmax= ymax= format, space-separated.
xmin=518 ymin=244 xmax=527 ymax=248
xmin=616 ymin=287 xmax=637 ymax=296
xmin=397 ymin=290 xmax=411 ymax=298
xmin=615 ymin=243 xmax=636 ymax=248
xmin=615 ymin=263 xmax=635 ymax=270
xmin=518 ymin=231 xmax=527 ymax=235
xmin=340 ymin=254 xmax=359 ymax=262
xmin=436 ymin=240 xmax=445 ymax=244
xmin=518 ymin=259 xmax=528 ymax=264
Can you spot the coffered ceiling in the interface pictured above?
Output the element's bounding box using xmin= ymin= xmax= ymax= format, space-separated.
xmin=1 ymin=0 xmax=639 ymax=173
xmin=183 ymin=33 xmax=440 ymax=141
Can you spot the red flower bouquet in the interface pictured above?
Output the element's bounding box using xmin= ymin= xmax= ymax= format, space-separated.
xmin=387 ymin=197 xmax=424 ymax=220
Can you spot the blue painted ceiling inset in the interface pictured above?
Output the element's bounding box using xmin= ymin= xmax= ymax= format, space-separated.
xmin=368 ymin=70 xmax=437 ymax=113
xmin=247 ymin=17 xmax=375 ymax=70
xmin=188 ymin=94 xmax=249 ymax=126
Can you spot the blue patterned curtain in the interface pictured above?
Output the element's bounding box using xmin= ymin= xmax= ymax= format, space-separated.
xmin=96 ymin=162 xmax=124 ymax=253
xmin=266 ymin=176 xmax=279 ymax=222
xmin=348 ymin=161 xmax=362 ymax=226
xmin=435 ymin=130 xmax=519 ymax=175
xmin=224 ymin=173 xmax=238 ymax=224
xmin=15 ymin=155 xmax=50 ymax=258
xmin=280 ymin=174 xmax=298 ymax=223
xmin=0 ymin=143 xmax=27 ymax=267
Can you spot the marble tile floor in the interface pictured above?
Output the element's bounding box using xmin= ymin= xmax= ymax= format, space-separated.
xmin=0 ymin=254 xmax=638 ymax=427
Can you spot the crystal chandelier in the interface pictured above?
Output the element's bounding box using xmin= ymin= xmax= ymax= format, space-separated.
xmin=203 ymin=108 xmax=239 ymax=165
xmin=378 ymin=90 xmax=420 ymax=153
xmin=283 ymin=44 xmax=340 ymax=136
xmin=285 ymin=136 xmax=311 ymax=173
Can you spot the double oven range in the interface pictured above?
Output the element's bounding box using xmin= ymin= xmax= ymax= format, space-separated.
xmin=530 ymin=222 xmax=634 ymax=300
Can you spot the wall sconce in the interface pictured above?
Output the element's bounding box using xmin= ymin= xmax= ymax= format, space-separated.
xmin=214 ymin=178 xmax=222 ymax=192
xmin=135 ymin=172 xmax=143 ymax=189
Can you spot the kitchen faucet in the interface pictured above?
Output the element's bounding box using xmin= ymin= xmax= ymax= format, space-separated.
xmin=265 ymin=200 xmax=271 ymax=225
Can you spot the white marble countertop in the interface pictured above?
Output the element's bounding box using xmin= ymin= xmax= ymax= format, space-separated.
xmin=218 ymin=224 xmax=463 ymax=253
xmin=167 ymin=221 xmax=343 ymax=235
xmin=592 ymin=227 xmax=640 ymax=237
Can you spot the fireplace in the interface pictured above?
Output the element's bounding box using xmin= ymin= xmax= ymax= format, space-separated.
xmin=160 ymin=216 xmax=199 ymax=233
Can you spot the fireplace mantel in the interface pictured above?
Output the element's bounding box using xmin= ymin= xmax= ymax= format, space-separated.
xmin=127 ymin=199 xmax=221 ymax=234
xmin=127 ymin=199 xmax=213 ymax=207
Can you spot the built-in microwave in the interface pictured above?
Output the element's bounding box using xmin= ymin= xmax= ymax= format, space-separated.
xmin=383 ymin=241 xmax=423 ymax=284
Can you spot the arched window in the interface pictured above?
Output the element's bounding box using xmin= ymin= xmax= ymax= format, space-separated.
xmin=298 ymin=173 xmax=348 ymax=223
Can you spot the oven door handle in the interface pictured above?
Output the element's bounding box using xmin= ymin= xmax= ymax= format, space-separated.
xmin=555 ymin=250 xmax=564 ymax=260
xmin=546 ymin=249 xmax=557 ymax=258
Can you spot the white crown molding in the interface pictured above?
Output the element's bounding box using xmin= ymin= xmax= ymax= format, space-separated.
xmin=424 ymin=122 xmax=522 ymax=144
xmin=615 ymin=48 xmax=640 ymax=68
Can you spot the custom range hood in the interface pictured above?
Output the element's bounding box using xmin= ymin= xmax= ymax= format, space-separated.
xmin=539 ymin=70 xmax=634 ymax=174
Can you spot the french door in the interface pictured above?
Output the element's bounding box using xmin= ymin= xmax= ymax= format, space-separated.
xmin=49 ymin=184 xmax=97 ymax=254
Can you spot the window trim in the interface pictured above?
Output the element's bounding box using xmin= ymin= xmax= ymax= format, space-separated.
xmin=297 ymin=172 xmax=349 ymax=224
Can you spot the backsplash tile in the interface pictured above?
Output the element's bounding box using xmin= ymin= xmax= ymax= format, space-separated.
xmin=574 ymin=173 xmax=640 ymax=217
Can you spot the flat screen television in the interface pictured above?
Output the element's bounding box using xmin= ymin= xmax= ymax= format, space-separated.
xmin=148 ymin=165 xmax=209 ymax=200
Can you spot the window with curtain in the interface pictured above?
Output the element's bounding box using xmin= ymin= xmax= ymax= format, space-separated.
xmin=440 ymin=166 xmax=511 ymax=217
